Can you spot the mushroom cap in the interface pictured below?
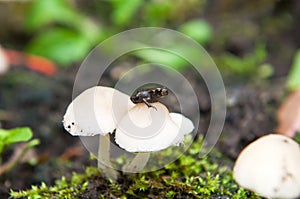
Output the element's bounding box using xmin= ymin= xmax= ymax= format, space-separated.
xmin=0 ymin=47 xmax=9 ymax=74
xmin=115 ymin=102 xmax=194 ymax=152
xmin=63 ymin=86 xmax=134 ymax=136
xmin=169 ymin=112 xmax=195 ymax=145
xmin=233 ymin=134 xmax=300 ymax=199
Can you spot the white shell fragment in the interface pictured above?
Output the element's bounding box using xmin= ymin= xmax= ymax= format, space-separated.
xmin=233 ymin=134 xmax=300 ymax=199
xmin=115 ymin=103 xmax=194 ymax=152
xmin=0 ymin=46 xmax=9 ymax=75
xmin=63 ymin=86 xmax=134 ymax=136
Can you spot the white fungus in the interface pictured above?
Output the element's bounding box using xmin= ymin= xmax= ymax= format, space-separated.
xmin=63 ymin=86 xmax=134 ymax=136
xmin=63 ymin=86 xmax=134 ymax=180
xmin=233 ymin=134 xmax=300 ymax=199
xmin=63 ymin=86 xmax=194 ymax=175
xmin=115 ymin=102 xmax=194 ymax=152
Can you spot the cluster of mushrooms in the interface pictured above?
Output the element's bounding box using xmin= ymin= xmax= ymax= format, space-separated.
xmin=63 ymin=86 xmax=194 ymax=179
xmin=63 ymin=86 xmax=300 ymax=198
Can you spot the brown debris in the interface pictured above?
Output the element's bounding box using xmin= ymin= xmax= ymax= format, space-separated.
xmin=59 ymin=146 xmax=85 ymax=162
xmin=276 ymin=89 xmax=300 ymax=137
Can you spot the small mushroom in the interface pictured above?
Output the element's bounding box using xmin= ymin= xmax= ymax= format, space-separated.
xmin=116 ymin=102 xmax=194 ymax=172
xmin=63 ymin=86 xmax=134 ymax=180
xmin=116 ymin=102 xmax=194 ymax=152
xmin=233 ymin=134 xmax=300 ymax=199
xmin=63 ymin=86 xmax=134 ymax=136
xmin=0 ymin=46 xmax=8 ymax=75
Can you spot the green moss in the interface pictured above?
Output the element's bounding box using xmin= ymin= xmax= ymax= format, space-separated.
xmin=10 ymin=167 xmax=97 ymax=199
xmin=10 ymin=137 xmax=261 ymax=199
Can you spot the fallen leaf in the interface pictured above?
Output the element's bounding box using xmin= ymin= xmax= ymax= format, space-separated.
xmin=276 ymin=89 xmax=300 ymax=137
xmin=3 ymin=49 xmax=57 ymax=76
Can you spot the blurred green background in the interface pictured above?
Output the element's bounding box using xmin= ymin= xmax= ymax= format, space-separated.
xmin=1 ymin=0 xmax=298 ymax=79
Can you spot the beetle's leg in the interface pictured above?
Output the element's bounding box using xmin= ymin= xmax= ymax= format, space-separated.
xmin=142 ymin=98 xmax=157 ymax=111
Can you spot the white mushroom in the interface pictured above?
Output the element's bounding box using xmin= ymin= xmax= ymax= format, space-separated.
xmin=233 ymin=134 xmax=300 ymax=199
xmin=116 ymin=102 xmax=194 ymax=173
xmin=63 ymin=86 xmax=134 ymax=180
xmin=63 ymin=86 xmax=133 ymax=136
xmin=116 ymin=102 xmax=194 ymax=152
xmin=63 ymin=86 xmax=194 ymax=176
xmin=0 ymin=46 xmax=9 ymax=75
xmin=169 ymin=112 xmax=195 ymax=145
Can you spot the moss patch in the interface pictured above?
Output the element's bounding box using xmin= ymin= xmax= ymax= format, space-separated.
xmin=10 ymin=137 xmax=261 ymax=199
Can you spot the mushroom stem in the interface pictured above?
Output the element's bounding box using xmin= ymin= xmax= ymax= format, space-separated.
xmin=122 ymin=152 xmax=150 ymax=173
xmin=98 ymin=134 xmax=118 ymax=180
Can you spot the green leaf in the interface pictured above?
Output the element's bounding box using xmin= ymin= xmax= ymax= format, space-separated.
xmin=0 ymin=127 xmax=33 ymax=154
xmin=5 ymin=127 xmax=33 ymax=144
xmin=0 ymin=141 xmax=4 ymax=155
xmin=287 ymin=50 xmax=300 ymax=91
xmin=111 ymin=0 xmax=143 ymax=26
xmin=75 ymin=19 xmax=103 ymax=44
xmin=143 ymin=1 xmax=172 ymax=26
xmin=134 ymin=49 xmax=189 ymax=71
xmin=0 ymin=127 xmax=33 ymax=144
xmin=25 ymin=0 xmax=78 ymax=31
xmin=257 ymin=63 xmax=274 ymax=79
xmin=27 ymin=139 xmax=40 ymax=148
xmin=179 ymin=19 xmax=213 ymax=45
xmin=26 ymin=28 xmax=91 ymax=66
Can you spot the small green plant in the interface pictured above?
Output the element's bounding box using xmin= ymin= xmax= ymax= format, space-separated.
xmin=0 ymin=127 xmax=39 ymax=175
xmin=214 ymin=42 xmax=273 ymax=78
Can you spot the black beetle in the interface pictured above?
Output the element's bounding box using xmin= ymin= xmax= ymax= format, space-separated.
xmin=130 ymin=87 xmax=168 ymax=110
